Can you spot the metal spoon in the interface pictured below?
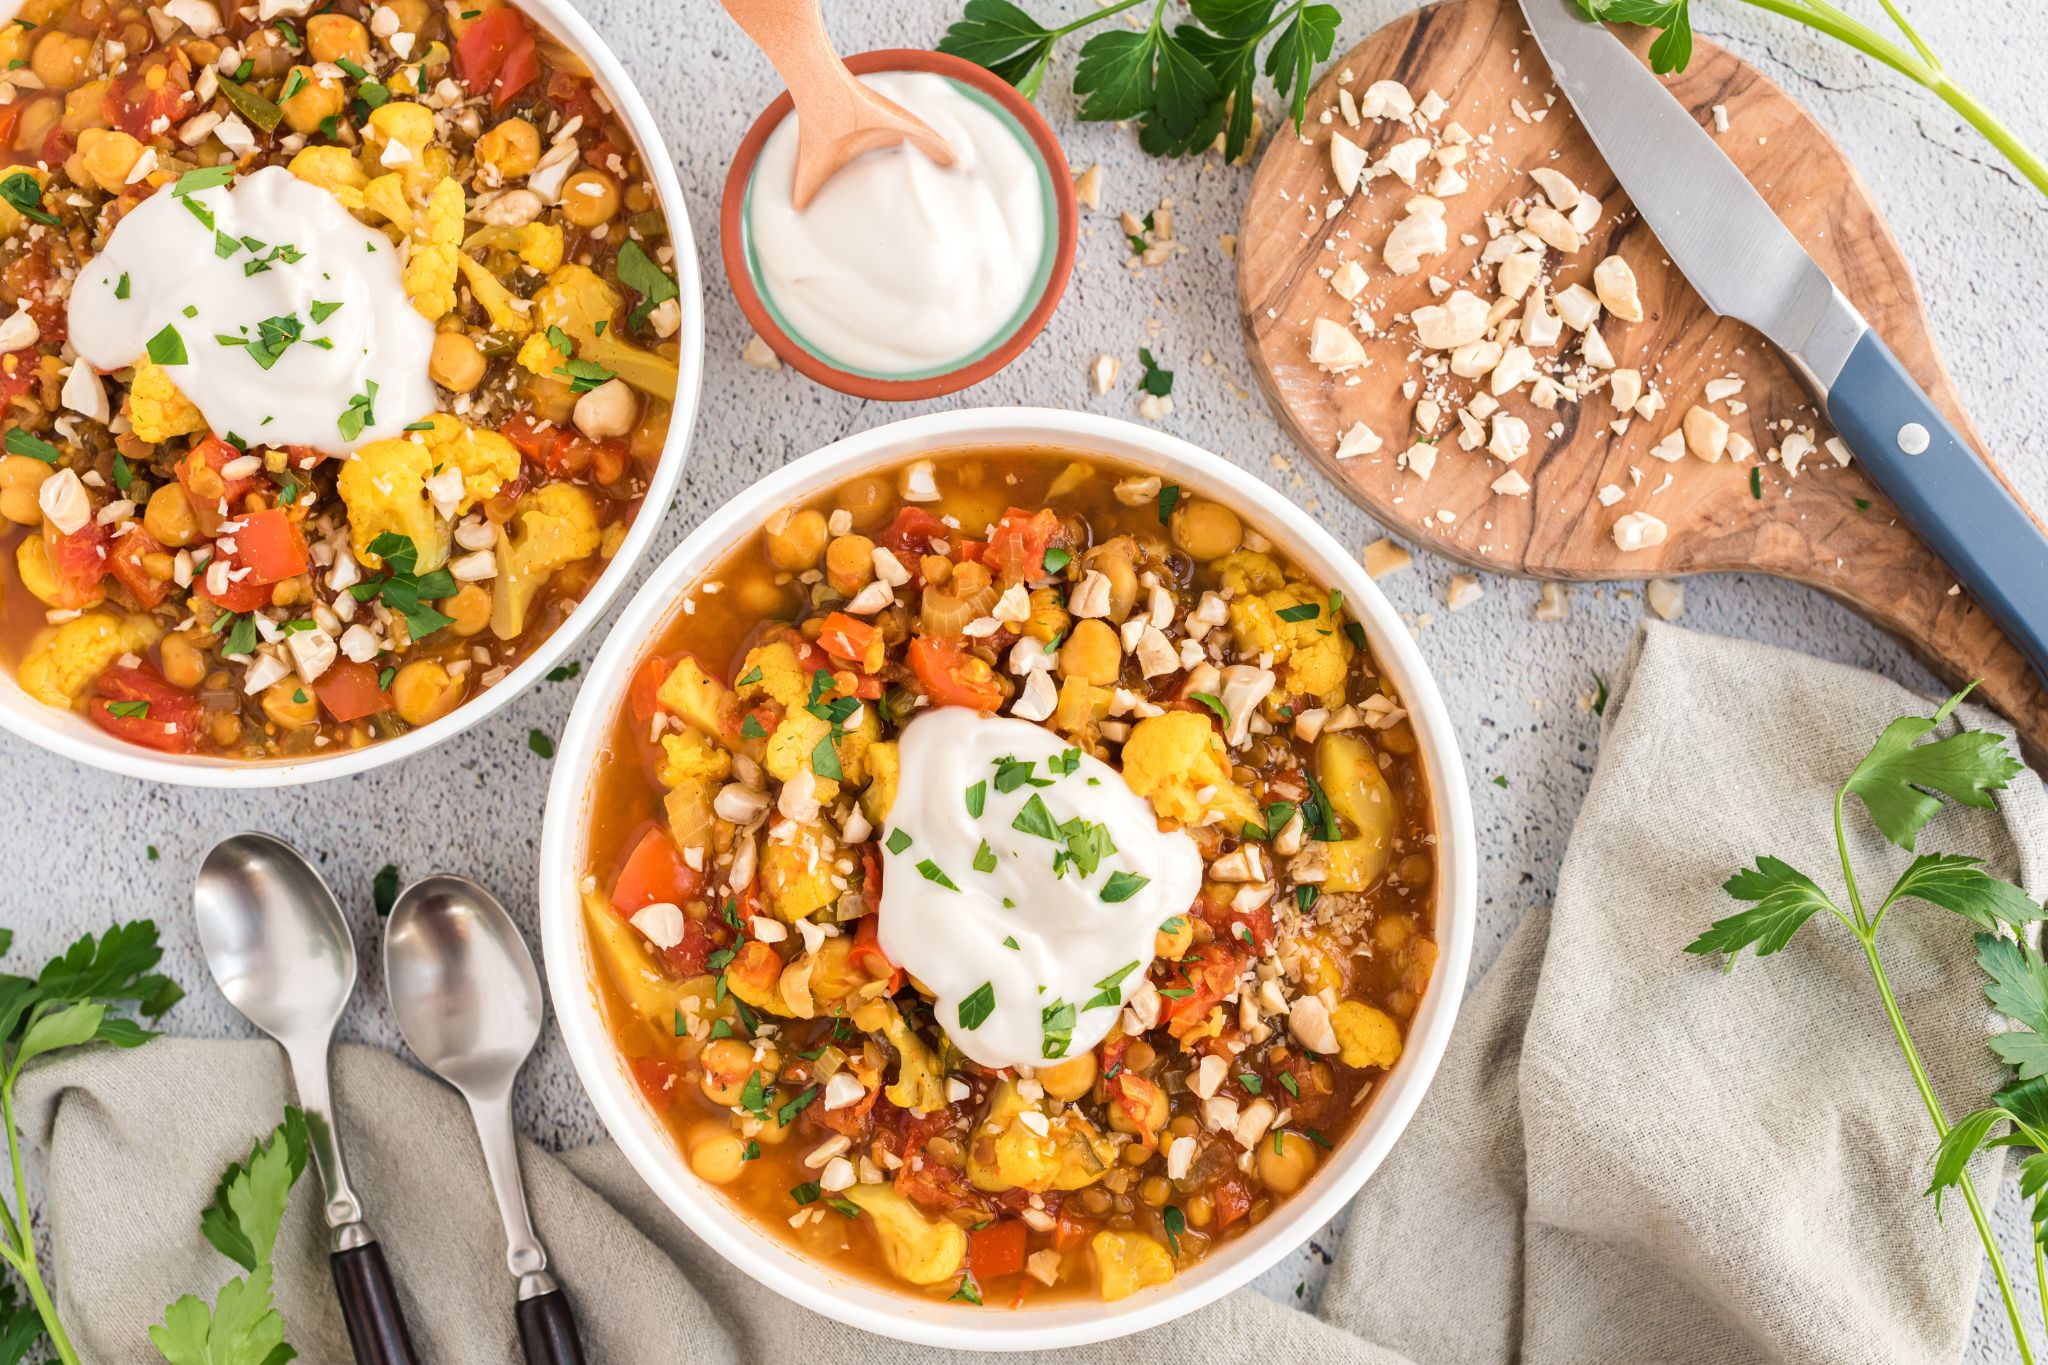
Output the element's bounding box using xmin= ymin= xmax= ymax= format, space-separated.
xmin=384 ymin=874 xmax=584 ymax=1365
xmin=193 ymin=833 xmax=420 ymax=1365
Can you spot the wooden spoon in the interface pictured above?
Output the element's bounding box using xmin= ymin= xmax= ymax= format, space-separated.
xmin=718 ymin=0 xmax=957 ymax=210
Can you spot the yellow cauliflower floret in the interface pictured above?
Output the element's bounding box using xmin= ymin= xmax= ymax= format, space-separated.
xmin=656 ymin=657 xmax=733 ymax=737
xmin=366 ymin=100 xmax=434 ymax=155
xmin=1120 ymin=711 xmax=1259 ymax=829
xmin=454 ymin=253 xmax=530 ymax=336
xmin=489 ymin=483 xmax=602 ymax=639
xmin=407 ymin=413 xmax=518 ymax=507
xmin=656 ymin=727 xmax=730 ymax=788
xmin=467 ymin=222 xmax=563 ymax=273
xmin=967 ymin=1080 xmax=1117 ymax=1193
xmin=1214 ymin=550 xmax=1284 ymax=597
xmin=1228 ymin=583 xmax=1353 ymax=707
xmin=735 ymin=640 xmax=809 ymax=711
xmin=287 ymin=145 xmax=368 ymax=207
xmin=361 ymin=172 xmax=414 ymax=232
xmin=763 ymin=706 xmax=835 ymax=792
xmin=336 ymin=435 xmax=448 ymax=573
xmin=840 ymin=1185 xmax=965 ymax=1288
xmin=528 ymin=263 xmax=679 ymax=399
xmin=860 ymin=739 xmax=898 ymax=826
xmin=514 ymin=331 xmax=555 ymax=379
xmin=19 ymin=613 xmax=163 ymax=707
xmin=402 ymin=176 xmax=464 ymax=319
xmin=761 ymin=823 xmax=840 ymax=922
xmin=1090 ymin=1230 xmax=1175 ymax=1302
xmin=1332 ymin=999 xmax=1403 ymax=1070
xmin=126 ymin=362 xmax=205 ymax=442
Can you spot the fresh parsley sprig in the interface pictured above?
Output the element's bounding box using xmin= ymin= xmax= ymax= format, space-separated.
xmin=939 ymin=0 xmax=1341 ymax=163
xmin=1686 ymin=687 xmax=2046 ymax=1361
xmin=0 ymin=922 xmax=183 ymax=1365
xmin=150 ymin=1109 xmax=310 ymax=1365
xmin=1571 ymin=0 xmax=2046 ymax=199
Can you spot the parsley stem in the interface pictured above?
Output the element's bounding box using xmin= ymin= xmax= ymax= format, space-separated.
xmin=1735 ymin=0 xmax=2048 ymax=198
xmin=0 ymin=1078 xmax=80 ymax=1365
xmin=1048 ymin=0 xmax=1148 ymax=39
xmin=2037 ymin=1241 xmax=2047 ymax=1354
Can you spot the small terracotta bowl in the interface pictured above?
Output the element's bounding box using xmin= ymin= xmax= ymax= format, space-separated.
xmin=720 ymin=49 xmax=1077 ymax=401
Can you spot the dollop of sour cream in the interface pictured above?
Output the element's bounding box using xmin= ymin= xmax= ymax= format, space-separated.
xmin=877 ymin=709 xmax=1202 ymax=1072
xmin=69 ymin=166 xmax=435 ymax=452
xmin=746 ymin=71 xmax=1046 ymax=376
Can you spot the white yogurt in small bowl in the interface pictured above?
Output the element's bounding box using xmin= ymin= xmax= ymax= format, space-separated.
xmin=721 ymin=51 xmax=1076 ymax=400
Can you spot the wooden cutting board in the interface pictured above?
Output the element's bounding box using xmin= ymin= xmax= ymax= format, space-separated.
xmin=1236 ymin=0 xmax=2048 ymax=758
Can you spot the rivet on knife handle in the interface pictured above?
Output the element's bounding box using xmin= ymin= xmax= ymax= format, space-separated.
xmin=1825 ymin=327 xmax=2048 ymax=688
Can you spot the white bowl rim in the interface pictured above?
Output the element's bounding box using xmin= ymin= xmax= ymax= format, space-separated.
xmin=0 ymin=0 xmax=706 ymax=788
xmin=537 ymin=407 xmax=1477 ymax=1351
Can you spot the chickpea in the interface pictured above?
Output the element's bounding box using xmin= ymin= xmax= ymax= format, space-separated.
xmin=1057 ymin=619 xmax=1120 ymax=687
xmin=834 ymin=474 xmax=893 ymax=529
xmin=159 ymin=634 xmax=207 ymax=691
xmin=306 ymin=14 xmax=370 ymax=65
xmin=475 ymin=116 xmax=541 ymax=181
xmin=1186 ymin=1194 xmax=1214 ymax=1229
xmin=390 ymin=660 xmax=466 ymax=726
xmin=278 ymin=67 xmax=346 ymax=137
xmin=1396 ymin=853 xmax=1432 ymax=888
xmin=735 ymin=577 xmax=789 ymax=618
xmin=428 ymin=331 xmax=487 ymax=392
xmin=686 ymin=1125 xmax=748 ymax=1185
xmin=60 ymin=78 xmax=111 ymax=134
xmin=1170 ymin=499 xmax=1242 ymax=561
xmin=572 ymin=378 xmax=638 ymax=441
xmin=698 ymin=1037 xmax=758 ymax=1107
xmin=766 ymin=508 xmax=827 ymax=571
xmin=1107 ymin=1074 xmax=1168 ymax=1137
xmin=381 ymin=0 xmax=430 ymax=36
xmin=1039 ymin=1051 xmax=1097 ymax=1102
xmin=260 ymin=678 xmax=320 ymax=731
xmin=824 ymin=534 xmax=875 ymax=596
xmin=1081 ymin=541 xmax=1139 ymax=621
xmin=1258 ymin=1131 xmax=1319 ymax=1195
xmin=30 ymin=31 xmax=91 ymax=90
xmin=1378 ymin=722 xmax=1417 ymax=755
xmin=208 ymin=711 xmax=243 ymax=747
xmin=141 ymin=550 xmax=174 ymax=582
xmin=440 ymin=583 xmax=493 ymax=637
xmin=13 ymin=99 xmax=59 ymax=156
xmin=558 ymin=169 xmax=619 ymax=227
xmin=1375 ymin=913 xmax=1414 ymax=952
xmin=141 ymin=482 xmax=197 ymax=547
xmin=0 ymin=454 xmax=51 ymax=526
xmin=68 ymin=127 xmax=142 ymax=193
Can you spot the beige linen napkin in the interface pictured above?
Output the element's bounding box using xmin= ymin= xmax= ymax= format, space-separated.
xmin=20 ymin=622 xmax=2047 ymax=1365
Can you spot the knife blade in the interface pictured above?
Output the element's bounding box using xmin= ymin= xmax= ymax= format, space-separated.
xmin=1516 ymin=0 xmax=2048 ymax=688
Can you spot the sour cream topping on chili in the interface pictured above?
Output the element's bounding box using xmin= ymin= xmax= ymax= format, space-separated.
xmin=877 ymin=708 xmax=1201 ymax=1072
xmin=68 ymin=166 xmax=434 ymax=452
xmin=745 ymin=71 xmax=1046 ymax=375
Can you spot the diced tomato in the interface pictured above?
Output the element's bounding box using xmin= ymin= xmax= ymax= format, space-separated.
xmin=628 ymin=652 xmax=674 ymax=724
xmin=847 ymin=909 xmax=903 ymax=995
xmin=42 ymin=520 xmax=110 ymax=606
xmin=176 ymin=436 xmax=264 ymax=530
xmin=1051 ymin=1211 xmax=1091 ymax=1251
xmin=784 ymin=629 xmax=882 ymax=701
xmin=0 ymin=102 xmax=19 ymax=146
xmin=313 ymin=660 xmax=392 ymax=723
xmin=87 ymin=663 xmax=199 ymax=753
xmin=906 ymin=635 xmax=1004 ymax=712
xmin=1156 ymin=941 xmax=1244 ymax=1039
xmin=500 ymin=413 xmax=626 ymax=482
xmin=816 ymin=612 xmax=882 ymax=672
xmin=0 ymin=353 xmax=34 ymax=408
xmin=1213 ymin=1175 xmax=1252 ymax=1228
xmin=660 ymin=917 xmax=714 ymax=978
xmin=456 ymin=7 xmax=540 ymax=107
xmin=106 ymin=60 xmax=192 ymax=140
xmin=544 ymin=68 xmax=605 ymax=129
xmin=813 ymin=1079 xmax=880 ymax=1140
xmin=105 ymin=526 xmax=167 ymax=610
xmin=969 ymin=1220 xmax=1028 ymax=1281
xmin=628 ymin=1056 xmax=680 ymax=1108
xmin=983 ymin=508 xmax=1062 ymax=586
xmin=1197 ymin=887 xmax=1275 ymax=956
xmin=877 ymin=507 xmax=951 ymax=587
xmin=609 ymin=827 xmax=701 ymax=915
xmin=197 ymin=507 xmax=309 ymax=613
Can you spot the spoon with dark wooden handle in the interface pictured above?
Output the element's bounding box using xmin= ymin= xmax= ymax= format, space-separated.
xmin=718 ymin=0 xmax=955 ymax=209
xmin=385 ymin=874 xmax=583 ymax=1365
xmin=193 ymin=833 xmax=420 ymax=1365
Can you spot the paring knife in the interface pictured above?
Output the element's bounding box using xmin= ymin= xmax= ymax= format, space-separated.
xmin=1516 ymin=0 xmax=2048 ymax=687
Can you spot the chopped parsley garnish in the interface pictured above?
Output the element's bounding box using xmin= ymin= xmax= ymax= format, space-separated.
xmin=221 ymin=614 xmax=259 ymax=656
xmin=949 ymin=1273 xmax=983 ymax=1305
xmin=349 ymin=532 xmax=455 ymax=640
xmin=1100 ymin=870 xmax=1151 ymax=903
xmin=915 ymin=859 xmax=959 ymax=891
xmin=111 ymin=453 xmax=133 ymax=493
xmin=789 ymin=1181 xmax=821 ymax=1206
xmin=1239 ymin=1072 xmax=1263 ymax=1094
xmin=1157 ymin=483 xmax=1182 ymax=525
xmin=811 ymin=733 xmax=842 ymax=781
xmin=1002 ymin=936 xmax=1019 ymax=950
xmin=3 ymin=429 xmax=58 ymax=463
xmin=1012 ymin=793 xmax=1059 ymax=841
xmin=173 ymin=165 xmax=234 ymax=197
xmin=1137 ymin=347 xmax=1174 ymax=397
xmin=616 ymin=239 xmax=679 ymax=329
xmin=740 ymin=715 xmax=767 ymax=740
xmin=547 ymin=662 xmax=581 ymax=682
xmin=145 ymin=324 xmax=187 ymax=366
xmin=1279 ymin=1072 xmax=1300 ymax=1098
xmin=528 ymin=730 xmax=554 ymax=759
xmin=1295 ymin=884 xmax=1320 ymax=914
xmin=1042 ymin=546 xmax=1072 ymax=575
xmin=113 ymin=271 xmax=131 ymax=299
xmin=372 ymin=864 xmax=400 ymax=917
xmin=337 ymin=379 xmax=379 ymax=440
xmin=1040 ymin=998 xmax=1076 ymax=1058
xmin=993 ymin=756 xmax=1045 ymax=793
xmin=971 ymin=840 xmax=997 ymax=874
xmin=1277 ymin=601 xmax=1321 ymax=622
xmin=965 ymin=780 xmax=986 ymax=818
xmin=1162 ymin=1205 xmax=1186 ymax=1254
xmin=957 ymin=981 xmax=995 ymax=1030
xmin=310 ymin=300 xmax=343 ymax=324
xmin=1188 ymin=691 xmax=1229 ymax=725
xmin=1083 ymin=960 xmax=1139 ymax=1011
xmin=737 ymin=665 xmax=764 ymax=686
xmin=0 ymin=170 xmax=54 ymax=225
xmin=776 ymin=1084 xmax=818 ymax=1127
xmin=280 ymin=68 xmax=308 ymax=101
xmin=106 ymin=700 xmax=150 ymax=719
xmin=885 ymin=829 xmax=913 ymax=855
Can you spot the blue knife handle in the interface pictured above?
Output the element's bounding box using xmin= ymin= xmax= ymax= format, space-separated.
xmin=1826 ymin=329 xmax=2048 ymax=689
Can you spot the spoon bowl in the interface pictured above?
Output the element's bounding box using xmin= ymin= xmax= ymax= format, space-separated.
xmin=385 ymin=875 xmax=543 ymax=1097
xmin=194 ymin=831 xmax=356 ymax=1045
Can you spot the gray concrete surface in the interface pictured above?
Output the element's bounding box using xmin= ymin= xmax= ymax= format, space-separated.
xmin=3 ymin=0 xmax=2044 ymax=1355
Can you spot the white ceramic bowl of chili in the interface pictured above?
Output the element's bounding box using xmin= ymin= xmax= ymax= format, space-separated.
xmin=537 ymin=407 xmax=1477 ymax=1351
xmin=0 ymin=0 xmax=704 ymax=788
